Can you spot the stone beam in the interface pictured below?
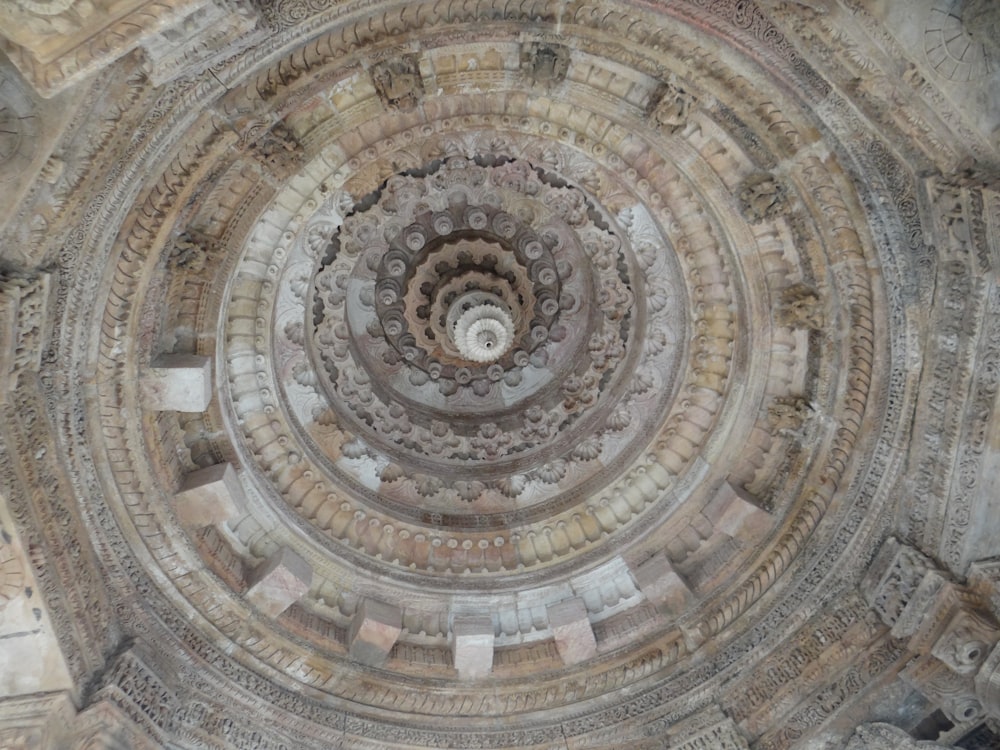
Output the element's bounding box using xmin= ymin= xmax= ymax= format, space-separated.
xmin=349 ymin=599 xmax=402 ymax=667
xmin=140 ymin=355 xmax=212 ymax=412
xmin=245 ymin=547 xmax=312 ymax=618
xmin=452 ymin=615 xmax=494 ymax=680
xmin=174 ymin=463 xmax=244 ymax=528
xmin=630 ymin=552 xmax=693 ymax=615
xmin=547 ymin=597 xmax=597 ymax=665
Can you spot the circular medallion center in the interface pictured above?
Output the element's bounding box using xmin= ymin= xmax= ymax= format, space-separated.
xmin=447 ymin=291 xmax=516 ymax=363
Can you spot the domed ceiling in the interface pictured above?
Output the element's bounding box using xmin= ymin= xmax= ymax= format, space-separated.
xmin=1 ymin=0 xmax=1000 ymax=748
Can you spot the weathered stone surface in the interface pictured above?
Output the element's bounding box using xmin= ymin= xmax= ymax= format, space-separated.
xmin=1 ymin=0 xmax=1000 ymax=747
xmin=140 ymin=355 xmax=212 ymax=412
xmin=349 ymin=599 xmax=402 ymax=667
xmin=546 ymin=597 xmax=597 ymax=665
xmin=704 ymin=482 xmax=770 ymax=538
xmin=245 ymin=548 xmax=312 ymax=619
xmin=451 ymin=616 xmax=494 ymax=680
xmin=631 ymin=553 xmax=693 ymax=615
xmin=173 ymin=463 xmax=244 ymax=528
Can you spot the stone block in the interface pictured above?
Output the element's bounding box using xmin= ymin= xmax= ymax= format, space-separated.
xmin=547 ymin=597 xmax=597 ymax=665
xmin=245 ymin=547 xmax=312 ymax=618
xmin=140 ymin=355 xmax=212 ymax=412
xmin=349 ymin=599 xmax=402 ymax=667
xmin=452 ymin=615 xmax=494 ymax=680
xmin=631 ymin=552 xmax=693 ymax=615
xmin=174 ymin=463 xmax=244 ymax=527
xmin=704 ymin=482 xmax=770 ymax=537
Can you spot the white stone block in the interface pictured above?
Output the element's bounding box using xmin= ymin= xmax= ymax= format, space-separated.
xmin=140 ymin=354 xmax=212 ymax=412
xmin=245 ymin=547 xmax=312 ymax=618
xmin=452 ymin=615 xmax=494 ymax=680
xmin=349 ymin=599 xmax=402 ymax=667
xmin=546 ymin=597 xmax=597 ymax=665
xmin=174 ymin=463 xmax=244 ymax=527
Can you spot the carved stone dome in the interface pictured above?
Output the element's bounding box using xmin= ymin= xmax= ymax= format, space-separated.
xmin=1 ymin=1 xmax=999 ymax=749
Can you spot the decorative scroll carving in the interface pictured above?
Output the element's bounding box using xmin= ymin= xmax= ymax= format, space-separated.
xmin=86 ymin=644 xmax=174 ymax=743
xmin=140 ymin=0 xmax=263 ymax=86
xmin=0 ymin=272 xmax=50 ymax=402
xmin=0 ymin=0 xmax=208 ymax=97
xmin=864 ymin=539 xmax=1000 ymax=726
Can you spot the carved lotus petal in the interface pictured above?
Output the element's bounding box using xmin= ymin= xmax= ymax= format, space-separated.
xmin=292 ymin=361 xmax=318 ymax=387
xmin=380 ymin=463 xmax=405 ymax=482
xmin=630 ymin=369 xmax=655 ymax=395
xmin=284 ymin=320 xmax=304 ymax=345
xmin=341 ymin=437 xmax=370 ymax=459
xmin=493 ymin=475 xmax=526 ymax=498
xmin=453 ymin=481 xmax=486 ymax=502
xmin=415 ymin=475 xmax=444 ymax=497
xmin=535 ymin=460 xmax=568 ymax=484
xmin=571 ymin=438 xmax=602 ymax=462
xmin=606 ymin=406 xmax=632 ymax=432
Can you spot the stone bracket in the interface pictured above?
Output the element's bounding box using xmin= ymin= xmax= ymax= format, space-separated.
xmin=174 ymin=463 xmax=244 ymax=528
xmin=451 ymin=615 xmax=494 ymax=680
xmin=140 ymin=355 xmax=212 ymax=412
xmin=630 ymin=552 xmax=693 ymax=615
xmin=546 ymin=597 xmax=597 ymax=666
xmin=245 ymin=547 xmax=312 ymax=619
xmin=349 ymin=598 xmax=402 ymax=667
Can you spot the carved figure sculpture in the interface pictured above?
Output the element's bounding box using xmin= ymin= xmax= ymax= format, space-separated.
xmin=371 ymin=55 xmax=424 ymax=110
xmin=739 ymin=172 xmax=787 ymax=223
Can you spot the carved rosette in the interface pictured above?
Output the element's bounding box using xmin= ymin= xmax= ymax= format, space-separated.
xmin=304 ymin=156 xmax=659 ymax=490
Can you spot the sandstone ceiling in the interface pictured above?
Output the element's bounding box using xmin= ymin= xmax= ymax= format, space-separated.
xmin=1 ymin=1 xmax=1000 ymax=749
